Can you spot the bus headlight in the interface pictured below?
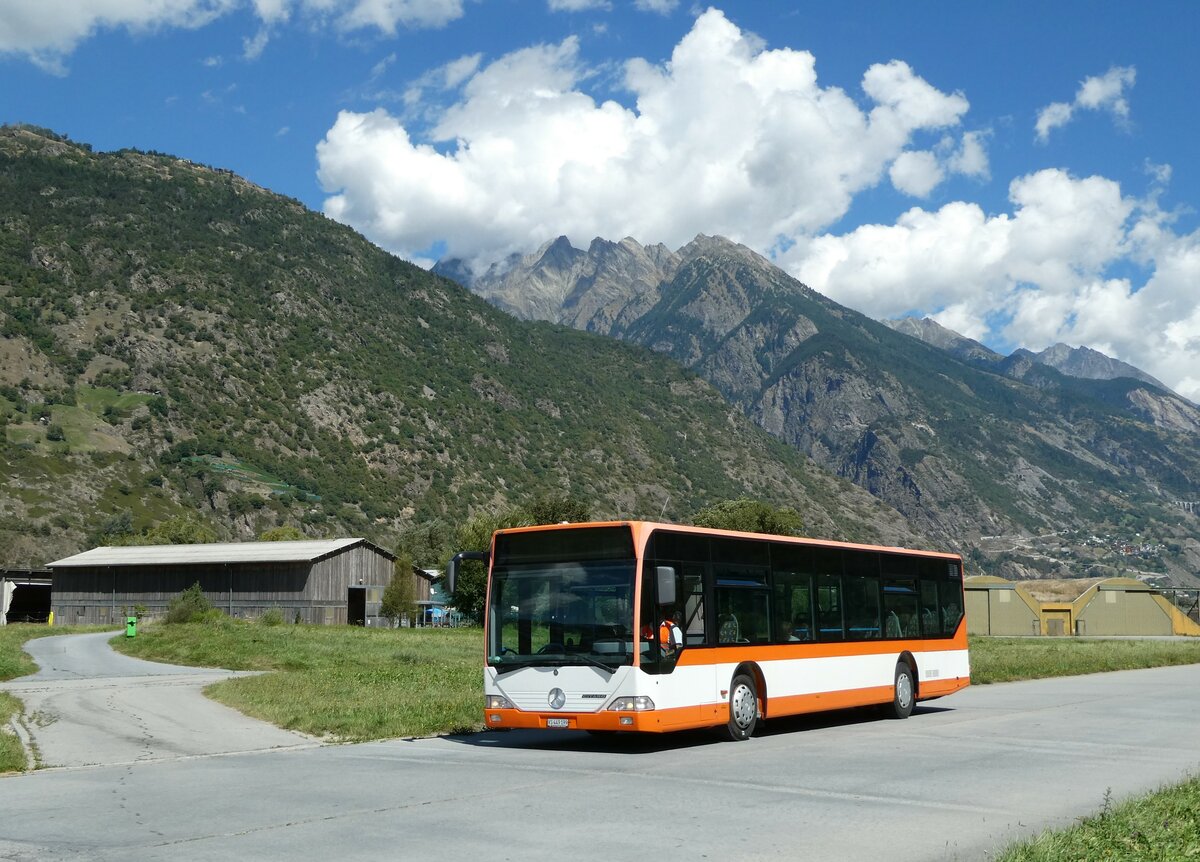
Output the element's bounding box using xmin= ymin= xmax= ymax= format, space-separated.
xmin=486 ymin=695 xmax=514 ymax=709
xmin=607 ymin=696 xmax=655 ymax=711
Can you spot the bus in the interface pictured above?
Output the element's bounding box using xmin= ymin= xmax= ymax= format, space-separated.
xmin=447 ymin=521 xmax=969 ymax=740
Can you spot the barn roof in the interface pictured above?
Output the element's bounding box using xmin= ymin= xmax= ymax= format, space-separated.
xmin=48 ymin=538 xmax=394 ymax=568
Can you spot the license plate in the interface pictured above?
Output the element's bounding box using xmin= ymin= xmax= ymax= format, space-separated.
xmin=546 ymin=718 xmax=570 ymax=729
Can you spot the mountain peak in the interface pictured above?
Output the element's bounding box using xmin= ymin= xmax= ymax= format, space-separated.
xmin=1032 ymin=342 xmax=1170 ymax=392
xmin=884 ymin=317 xmax=1002 ymax=362
xmin=676 ymin=233 xmax=761 ymax=264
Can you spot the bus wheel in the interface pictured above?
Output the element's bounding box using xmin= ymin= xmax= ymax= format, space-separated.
xmin=888 ymin=662 xmax=915 ymax=719
xmin=723 ymin=673 xmax=758 ymax=740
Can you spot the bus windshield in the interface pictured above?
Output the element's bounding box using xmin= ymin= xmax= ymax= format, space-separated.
xmin=487 ymin=526 xmax=637 ymax=671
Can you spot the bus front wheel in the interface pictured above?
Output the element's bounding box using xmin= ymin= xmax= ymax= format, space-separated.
xmin=888 ymin=662 xmax=915 ymax=719
xmin=723 ymin=673 xmax=758 ymax=740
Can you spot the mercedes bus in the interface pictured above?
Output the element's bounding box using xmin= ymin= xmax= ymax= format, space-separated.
xmin=448 ymin=521 xmax=969 ymax=740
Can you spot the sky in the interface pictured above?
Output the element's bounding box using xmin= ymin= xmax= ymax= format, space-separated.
xmin=2 ymin=1 xmax=1199 ymax=400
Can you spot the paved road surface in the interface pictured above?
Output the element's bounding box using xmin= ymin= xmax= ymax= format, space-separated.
xmin=0 ymin=631 xmax=313 ymax=768
xmin=2 ymin=634 xmax=1200 ymax=860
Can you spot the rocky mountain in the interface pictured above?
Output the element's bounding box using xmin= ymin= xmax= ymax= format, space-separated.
xmin=883 ymin=317 xmax=1176 ymax=397
xmin=882 ymin=317 xmax=1001 ymax=364
xmin=1031 ymin=343 xmax=1172 ymax=392
xmin=0 ymin=126 xmax=919 ymax=567
xmin=440 ymin=235 xmax=1200 ymax=584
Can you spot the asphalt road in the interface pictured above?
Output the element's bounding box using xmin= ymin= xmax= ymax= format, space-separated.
xmin=0 ymin=631 xmax=313 ymax=768
xmin=2 ymin=634 xmax=1200 ymax=861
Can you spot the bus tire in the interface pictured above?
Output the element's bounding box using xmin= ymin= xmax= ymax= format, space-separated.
xmin=723 ymin=673 xmax=758 ymax=740
xmin=888 ymin=661 xmax=915 ymax=719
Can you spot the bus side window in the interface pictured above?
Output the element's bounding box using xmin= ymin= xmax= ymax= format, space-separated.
xmin=714 ymin=586 xmax=769 ymax=644
xmin=816 ymin=573 xmax=843 ymax=641
xmin=920 ymin=580 xmax=939 ymax=636
xmin=883 ymin=580 xmax=919 ymax=638
xmin=772 ymin=570 xmax=813 ymax=642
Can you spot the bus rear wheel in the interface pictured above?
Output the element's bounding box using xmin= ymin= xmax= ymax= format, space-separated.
xmin=723 ymin=673 xmax=758 ymax=740
xmin=888 ymin=661 xmax=915 ymax=719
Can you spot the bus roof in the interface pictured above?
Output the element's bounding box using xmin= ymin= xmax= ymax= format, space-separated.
xmin=491 ymin=520 xmax=962 ymax=561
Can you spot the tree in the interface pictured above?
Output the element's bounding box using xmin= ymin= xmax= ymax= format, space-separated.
xmin=91 ymin=509 xmax=133 ymax=546
xmin=451 ymin=511 xmax=511 ymax=623
xmin=396 ymin=519 xmax=454 ymax=570
xmin=166 ymin=581 xmax=215 ymax=623
xmin=690 ymin=498 xmax=804 ymax=537
xmin=520 ymin=492 xmax=590 ymax=526
xmin=140 ymin=515 xmax=218 ymax=545
xmin=110 ymin=515 xmax=218 ymax=546
xmin=259 ymin=525 xmax=305 ymax=541
xmin=381 ymin=551 xmax=416 ymax=625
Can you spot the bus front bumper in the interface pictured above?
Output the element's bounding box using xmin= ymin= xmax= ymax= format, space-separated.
xmin=484 ymin=709 xmax=657 ymax=732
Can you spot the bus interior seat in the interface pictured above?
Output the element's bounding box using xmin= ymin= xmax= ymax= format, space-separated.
xmin=885 ymin=612 xmax=902 ymax=638
xmin=718 ymin=614 xmax=739 ymax=643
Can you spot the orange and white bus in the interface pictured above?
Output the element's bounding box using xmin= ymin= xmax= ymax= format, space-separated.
xmin=448 ymin=521 xmax=969 ymax=740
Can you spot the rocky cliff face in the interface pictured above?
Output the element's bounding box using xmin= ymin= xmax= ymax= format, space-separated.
xmin=441 ymin=235 xmax=1200 ymax=584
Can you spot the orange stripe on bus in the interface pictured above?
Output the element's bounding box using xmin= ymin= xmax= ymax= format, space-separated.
xmin=672 ymin=635 xmax=966 ymax=666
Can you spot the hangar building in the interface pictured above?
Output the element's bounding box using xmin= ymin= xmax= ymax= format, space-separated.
xmin=47 ymin=538 xmax=395 ymax=626
xmin=966 ymin=575 xmax=1200 ymax=637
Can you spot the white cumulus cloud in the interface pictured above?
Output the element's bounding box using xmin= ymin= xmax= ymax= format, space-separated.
xmin=0 ymin=0 xmax=465 ymax=72
xmin=1035 ymin=65 xmax=1136 ymax=142
xmin=317 ymin=8 xmax=971 ymax=267
xmin=890 ymin=151 xmax=943 ymax=198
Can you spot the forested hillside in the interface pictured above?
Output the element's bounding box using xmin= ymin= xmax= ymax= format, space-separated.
xmin=0 ymin=126 xmax=914 ymax=566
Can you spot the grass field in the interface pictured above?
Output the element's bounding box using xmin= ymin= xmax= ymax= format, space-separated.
xmin=996 ymin=777 xmax=1200 ymax=861
xmin=970 ymin=636 xmax=1200 ymax=683
xmin=0 ymin=691 xmax=26 ymax=773
xmin=114 ymin=617 xmax=481 ymax=741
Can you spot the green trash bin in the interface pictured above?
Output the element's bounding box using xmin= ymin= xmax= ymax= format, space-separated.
xmin=126 ymin=616 xmax=137 ymax=638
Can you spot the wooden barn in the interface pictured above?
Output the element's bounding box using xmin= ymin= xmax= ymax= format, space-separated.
xmin=47 ymin=538 xmax=396 ymax=626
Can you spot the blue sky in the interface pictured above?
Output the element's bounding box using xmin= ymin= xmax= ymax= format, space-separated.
xmin=2 ymin=1 xmax=1199 ymax=398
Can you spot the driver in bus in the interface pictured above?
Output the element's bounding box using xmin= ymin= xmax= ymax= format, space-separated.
xmin=658 ymin=613 xmax=683 ymax=653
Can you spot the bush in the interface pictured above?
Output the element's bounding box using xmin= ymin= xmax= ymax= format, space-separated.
xmin=260 ymin=607 xmax=284 ymax=626
xmin=165 ymin=582 xmax=215 ymax=624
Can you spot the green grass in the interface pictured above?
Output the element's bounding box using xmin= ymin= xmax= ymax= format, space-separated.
xmin=969 ymin=637 xmax=1200 ymax=684
xmin=997 ymin=778 xmax=1200 ymax=861
xmin=75 ymin=385 xmax=153 ymax=414
xmin=113 ymin=618 xmax=481 ymax=741
xmin=0 ymin=692 xmax=26 ymax=772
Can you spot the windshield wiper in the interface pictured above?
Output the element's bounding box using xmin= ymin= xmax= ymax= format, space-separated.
xmin=490 ymin=657 xmax=557 ymax=675
xmin=489 ymin=655 xmax=619 ymax=676
xmin=562 ymin=654 xmax=618 ymax=676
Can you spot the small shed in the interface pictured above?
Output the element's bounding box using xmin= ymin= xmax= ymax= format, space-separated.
xmin=48 ymin=538 xmax=395 ymax=626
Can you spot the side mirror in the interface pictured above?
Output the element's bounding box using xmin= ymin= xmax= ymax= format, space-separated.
xmin=446 ymin=551 xmax=489 ymax=595
xmin=656 ymin=566 xmax=676 ymax=606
